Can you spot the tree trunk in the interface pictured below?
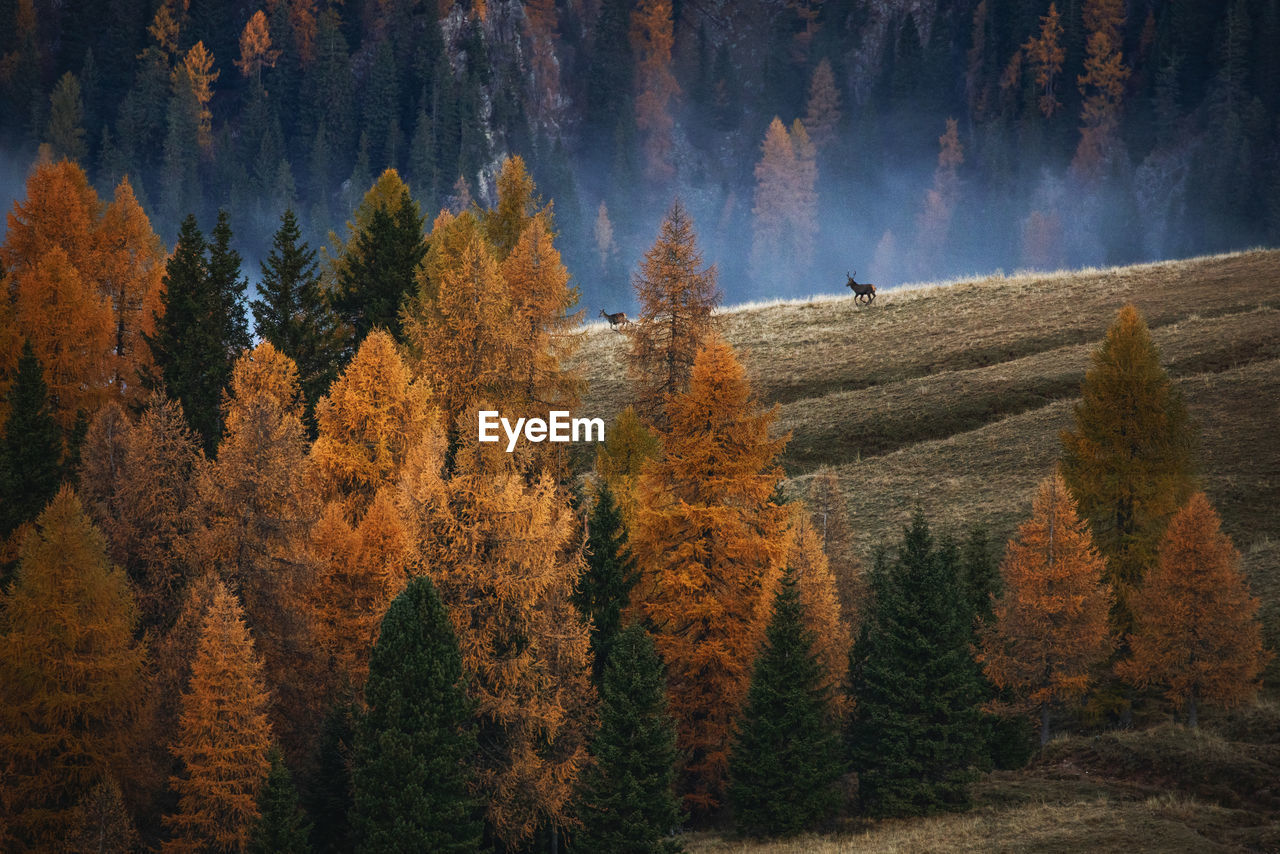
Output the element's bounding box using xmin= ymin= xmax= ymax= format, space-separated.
xmin=1040 ymin=702 xmax=1051 ymax=746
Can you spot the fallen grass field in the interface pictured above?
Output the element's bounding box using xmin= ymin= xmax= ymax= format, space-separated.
xmin=573 ymin=249 xmax=1280 ymax=852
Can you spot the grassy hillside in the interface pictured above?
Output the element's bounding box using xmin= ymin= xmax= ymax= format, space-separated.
xmin=573 ymin=250 xmax=1280 ymax=852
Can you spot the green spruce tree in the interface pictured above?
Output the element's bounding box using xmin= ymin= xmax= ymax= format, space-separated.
xmin=251 ymin=748 xmax=313 ymax=854
xmin=1 ymin=341 xmax=65 ymax=542
xmin=728 ymin=565 xmax=843 ymax=837
xmin=333 ymin=187 xmax=425 ymax=349
xmin=145 ymin=213 xmax=248 ymax=453
xmin=252 ymin=208 xmax=341 ymax=428
xmin=574 ymin=624 xmax=683 ymax=854
xmin=351 ymin=575 xmax=481 ymax=854
xmin=847 ymin=510 xmax=984 ymax=816
xmin=574 ymin=480 xmax=639 ymax=682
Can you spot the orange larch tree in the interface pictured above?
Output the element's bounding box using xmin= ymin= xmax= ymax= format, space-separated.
xmin=396 ymin=429 xmax=595 ymax=848
xmin=164 ymin=581 xmax=273 ymax=853
xmin=915 ymin=118 xmax=964 ymax=278
xmin=1119 ymin=493 xmax=1271 ymax=727
xmin=1073 ymin=0 xmax=1129 ymax=180
xmin=235 ymin=10 xmax=279 ymax=85
xmin=96 ymin=177 xmax=166 ymax=408
xmin=179 ymin=41 xmax=219 ymax=150
xmin=785 ymin=510 xmax=851 ymax=715
xmin=630 ymin=334 xmax=791 ymax=812
xmin=630 ymin=0 xmax=679 ymax=182
xmin=482 ymin=155 xmax=543 ymax=260
xmin=806 ymin=466 xmax=862 ymax=630
xmin=308 ymin=328 xmax=432 ymax=518
xmin=594 ymin=405 xmax=661 ymax=526
xmin=803 ymin=58 xmax=842 ymax=152
xmin=1060 ymin=304 xmax=1196 ymax=636
xmin=1024 ymin=3 xmax=1065 ymax=118
xmin=750 ymin=116 xmax=797 ymax=289
xmin=188 ymin=342 xmax=319 ymax=751
xmin=0 ymin=487 xmax=146 ymax=850
xmin=979 ymin=473 xmax=1112 ymax=745
xmin=627 ymin=200 xmax=720 ymax=426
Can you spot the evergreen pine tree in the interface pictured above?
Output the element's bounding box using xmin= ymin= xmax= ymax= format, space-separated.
xmin=250 ymin=749 xmax=313 ymax=854
xmin=207 ymin=210 xmax=252 ymax=358
xmin=0 ymin=341 xmax=64 ymax=541
xmin=729 ymin=565 xmax=843 ymax=837
xmin=575 ymin=479 xmax=639 ymax=682
xmin=333 ymin=182 xmax=425 ymax=350
xmin=350 ymin=575 xmax=481 ymax=854
xmin=253 ymin=208 xmax=341 ymax=427
xmin=847 ymin=510 xmax=984 ymax=816
xmin=574 ymin=624 xmax=684 ymax=854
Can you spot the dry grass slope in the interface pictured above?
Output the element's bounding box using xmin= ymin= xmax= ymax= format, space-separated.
xmin=574 ymin=250 xmax=1280 ymax=852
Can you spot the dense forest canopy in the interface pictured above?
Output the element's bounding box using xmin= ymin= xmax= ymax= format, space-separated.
xmin=0 ymin=0 xmax=1275 ymax=308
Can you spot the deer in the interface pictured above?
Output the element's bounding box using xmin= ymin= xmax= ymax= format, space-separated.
xmin=846 ymin=271 xmax=877 ymax=306
xmin=599 ymin=309 xmax=630 ymax=331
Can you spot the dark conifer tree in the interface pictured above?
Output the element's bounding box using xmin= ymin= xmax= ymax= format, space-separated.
xmin=350 ymin=576 xmax=481 ymax=854
xmin=0 ymin=341 xmax=64 ymax=542
xmin=333 ymin=188 xmax=425 ymax=348
xmin=961 ymin=525 xmax=1000 ymax=625
xmin=253 ymin=208 xmax=341 ymax=426
xmin=574 ymin=624 xmax=684 ymax=854
xmin=847 ymin=510 xmax=984 ymax=816
xmin=251 ymin=748 xmax=313 ymax=854
xmin=729 ymin=565 xmax=843 ymax=837
xmin=305 ymin=701 xmax=356 ymax=854
xmin=144 ymin=214 xmax=239 ymax=453
xmin=574 ymin=480 xmax=639 ymax=683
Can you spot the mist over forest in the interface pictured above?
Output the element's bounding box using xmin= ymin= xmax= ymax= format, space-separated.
xmin=2 ymin=0 xmax=1278 ymax=310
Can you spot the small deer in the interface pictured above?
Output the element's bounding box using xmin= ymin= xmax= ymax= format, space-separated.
xmin=600 ymin=309 xmax=630 ymax=331
xmin=846 ymin=271 xmax=877 ymax=306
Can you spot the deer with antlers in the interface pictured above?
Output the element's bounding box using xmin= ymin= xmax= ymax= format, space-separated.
xmin=599 ymin=309 xmax=630 ymax=331
xmin=846 ymin=271 xmax=877 ymax=305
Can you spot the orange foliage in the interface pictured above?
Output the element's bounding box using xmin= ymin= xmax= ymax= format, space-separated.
xmin=1073 ymin=0 xmax=1129 ymax=180
xmin=914 ymin=118 xmax=963 ymax=277
xmin=309 ymin=329 xmax=432 ymax=517
xmin=594 ymin=405 xmax=660 ymax=526
xmin=751 ymin=117 xmax=819 ymax=286
xmin=806 ymin=466 xmax=862 ymax=631
xmin=290 ymin=0 xmax=318 ymax=65
xmin=627 ymin=200 xmax=720 ymax=426
xmin=1119 ymin=493 xmax=1271 ymax=725
xmin=396 ymin=431 xmax=595 ymax=848
xmin=786 ymin=510 xmax=851 ymax=715
xmin=1024 ymin=3 xmax=1065 ymax=117
xmin=979 ymin=474 xmax=1112 ymax=740
xmin=235 ymin=10 xmax=279 ymax=82
xmin=630 ymin=0 xmax=679 ymax=182
xmin=306 ymin=489 xmax=409 ymax=694
xmin=164 ymin=582 xmax=273 ymax=853
xmin=630 ymin=335 xmax=790 ymax=811
xmin=180 ymin=42 xmax=219 ymax=149
xmin=0 ymin=488 xmax=146 ymax=850
xmin=803 ymin=58 xmax=841 ymax=151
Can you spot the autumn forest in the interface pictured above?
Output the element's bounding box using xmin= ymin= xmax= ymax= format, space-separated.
xmin=1 ymin=0 xmax=1277 ymax=852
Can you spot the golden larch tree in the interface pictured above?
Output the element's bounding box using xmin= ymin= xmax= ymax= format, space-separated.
xmin=594 ymin=405 xmax=661 ymax=526
xmin=500 ymin=211 xmax=584 ymax=477
xmin=164 ymin=581 xmax=273 ymax=853
xmin=750 ymin=117 xmax=797 ymax=287
xmin=0 ymin=488 xmax=146 ymax=851
xmin=403 ymin=210 xmax=520 ymax=447
xmin=96 ymin=177 xmax=166 ymax=408
xmin=179 ymin=41 xmax=219 ymax=150
xmin=803 ymin=58 xmax=841 ymax=152
xmin=235 ymin=10 xmax=279 ymax=84
xmin=630 ymin=0 xmax=679 ymax=182
xmin=1 ymin=158 xmax=100 ymax=273
xmin=806 ymin=466 xmax=863 ymax=631
xmin=396 ymin=430 xmax=595 ymax=848
xmin=309 ymin=328 xmax=432 ymax=517
xmin=188 ymin=342 xmax=319 ymax=751
xmin=630 ymin=334 xmax=791 ymax=811
xmin=1024 ymin=3 xmax=1065 ymax=118
xmin=914 ymin=118 xmax=963 ymax=278
xmin=1119 ymin=493 xmax=1270 ymax=727
xmin=14 ymin=245 xmax=113 ymax=426
xmin=483 ymin=155 xmax=543 ymax=260
xmin=789 ymin=119 xmax=817 ymax=275
xmin=786 ymin=510 xmax=851 ymax=715
xmin=1060 ymin=304 xmax=1196 ymax=636
xmin=627 ymin=199 xmax=720 ymax=426
xmin=306 ymin=488 xmax=409 ymax=695
xmin=979 ymin=473 xmax=1112 ymax=746
xmin=1073 ymin=0 xmax=1128 ymax=180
